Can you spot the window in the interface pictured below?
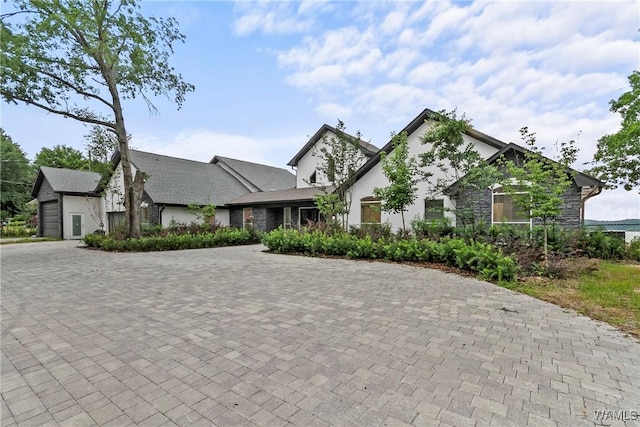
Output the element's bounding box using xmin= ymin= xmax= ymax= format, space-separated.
xmin=299 ymin=207 xmax=320 ymax=227
xmin=283 ymin=207 xmax=292 ymax=229
xmin=243 ymin=207 xmax=253 ymax=230
xmin=361 ymin=197 xmax=381 ymax=224
xmin=424 ymin=199 xmax=444 ymax=221
xmin=309 ymin=170 xmax=317 ymax=184
xmin=492 ymin=186 xmax=530 ymax=227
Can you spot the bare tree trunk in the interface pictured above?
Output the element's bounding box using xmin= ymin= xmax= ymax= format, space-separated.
xmin=401 ymin=210 xmax=406 ymax=234
xmin=130 ymin=171 xmax=145 ymax=236
xmin=105 ymin=67 xmax=142 ymax=238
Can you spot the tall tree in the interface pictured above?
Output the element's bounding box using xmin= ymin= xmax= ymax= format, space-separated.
xmin=313 ymin=120 xmax=365 ymax=230
xmin=0 ymin=129 xmax=34 ymax=216
xmin=374 ymin=132 xmax=418 ymax=232
xmin=34 ymin=145 xmax=89 ymax=170
xmin=592 ymin=70 xmax=640 ymax=191
xmin=1 ymin=0 xmax=194 ymax=237
xmin=499 ymin=128 xmax=578 ymax=266
xmin=420 ymin=110 xmax=500 ymax=229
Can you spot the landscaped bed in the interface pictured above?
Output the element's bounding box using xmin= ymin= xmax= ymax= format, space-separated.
xmin=83 ymin=225 xmax=261 ymax=251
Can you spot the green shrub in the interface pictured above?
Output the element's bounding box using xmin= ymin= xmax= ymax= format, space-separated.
xmin=262 ymin=228 xmax=517 ymax=282
xmin=0 ymin=225 xmax=36 ymax=238
xmin=83 ymin=227 xmax=259 ymax=251
xmin=411 ymin=217 xmax=454 ymax=240
xmin=577 ymin=230 xmax=626 ymax=260
xmin=628 ymin=238 xmax=640 ymax=261
xmin=349 ymin=223 xmax=393 ymax=241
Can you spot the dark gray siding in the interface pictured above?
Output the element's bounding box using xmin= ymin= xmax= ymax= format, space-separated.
xmin=142 ymin=193 xmax=161 ymax=226
xmin=455 ymin=176 xmax=584 ymax=229
xmin=36 ymin=178 xmax=57 ymax=202
xmin=252 ymin=207 xmax=267 ymax=231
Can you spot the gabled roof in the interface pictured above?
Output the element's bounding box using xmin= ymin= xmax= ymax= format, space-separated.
xmin=226 ymin=186 xmax=334 ymax=206
xmin=211 ymin=156 xmax=295 ymax=192
xmin=353 ymin=108 xmax=508 ymax=182
xmin=444 ymin=142 xmax=604 ymax=196
xmin=287 ymin=124 xmax=379 ymax=167
xmin=127 ymin=150 xmax=250 ymax=206
xmin=485 ymin=143 xmax=604 ymax=188
xmin=32 ymin=166 xmax=101 ymax=198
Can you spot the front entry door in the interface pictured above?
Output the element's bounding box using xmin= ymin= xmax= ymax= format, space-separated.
xmin=71 ymin=214 xmax=84 ymax=239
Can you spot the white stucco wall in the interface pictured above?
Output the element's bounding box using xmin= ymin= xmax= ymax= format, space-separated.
xmin=161 ymin=206 xmax=198 ymax=227
xmin=62 ymin=195 xmax=104 ymax=239
xmin=349 ymin=121 xmax=501 ymax=231
xmin=296 ymin=137 xmax=329 ymax=188
xmin=216 ymin=209 xmax=230 ymax=226
xmin=159 ymin=207 xmax=231 ymax=228
xmin=104 ymin=162 xmax=130 ymax=213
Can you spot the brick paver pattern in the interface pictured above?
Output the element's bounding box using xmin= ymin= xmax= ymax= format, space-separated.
xmin=1 ymin=241 xmax=639 ymax=426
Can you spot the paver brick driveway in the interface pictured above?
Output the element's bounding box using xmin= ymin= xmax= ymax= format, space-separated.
xmin=2 ymin=241 xmax=639 ymax=426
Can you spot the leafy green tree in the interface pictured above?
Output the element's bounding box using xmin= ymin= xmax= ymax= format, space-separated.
xmin=314 ymin=120 xmax=365 ymax=230
xmin=500 ymin=127 xmax=578 ymax=265
xmin=420 ymin=110 xmax=500 ymax=229
xmin=374 ymin=132 xmax=418 ymax=232
xmin=34 ymin=145 xmax=89 ymax=170
xmin=1 ymin=0 xmax=194 ymax=238
xmin=0 ymin=129 xmax=35 ymax=215
xmin=84 ymin=125 xmax=120 ymax=175
xmin=592 ymin=70 xmax=640 ymax=191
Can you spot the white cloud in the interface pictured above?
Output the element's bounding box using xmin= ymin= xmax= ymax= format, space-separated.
xmin=286 ymin=64 xmax=348 ymax=89
xmin=587 ymin=188 xmax=640 ymax=221
xmin=380 ymin=10 xmax=407 ymax=35
xmin=231 ymin=2 xmax=313 ymax=36
xmin=316 ymin=103 xmax=351 ymax=121
xmin=133 ymin=129 xmax=300 ymax=167
xmin=407 ymin=61 xmax=452 ymax=85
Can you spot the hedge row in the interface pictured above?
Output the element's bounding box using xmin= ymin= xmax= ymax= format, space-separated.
xmin=261 ymin=229 xmax=517 ymax=282
xmin=83 ymin=228 xmax=259 ymax=252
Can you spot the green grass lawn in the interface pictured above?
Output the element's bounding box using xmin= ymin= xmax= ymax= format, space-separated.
xmin=503 ymin=261 xmax=640 ymax=339
xmin=0 ymin=237 xmax=59 ymax=245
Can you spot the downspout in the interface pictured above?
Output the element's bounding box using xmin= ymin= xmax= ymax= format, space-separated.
xmin=580 ymin=186 xmax=602 ymax=225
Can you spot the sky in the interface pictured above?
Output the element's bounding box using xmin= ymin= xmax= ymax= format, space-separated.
xmin=2 ymin=0 xmax=639 ymax=220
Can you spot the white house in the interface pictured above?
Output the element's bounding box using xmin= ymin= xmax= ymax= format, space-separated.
xmin=34 ymin=107 xmax=603 ymax=238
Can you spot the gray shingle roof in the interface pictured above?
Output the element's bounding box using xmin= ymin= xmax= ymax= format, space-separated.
xmin=129 ymin=150 xmax=250 ymax=206
xmin=226 ymin=186 xmax=334 ymax=206
xmin=212 ymin=156 xmax=295 ymax=191
xmin=37 ymin=166 xmax=101 ymax=194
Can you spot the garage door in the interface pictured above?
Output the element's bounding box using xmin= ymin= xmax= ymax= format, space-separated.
xmin=41 ymin=201 xmax=60 ymax=238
